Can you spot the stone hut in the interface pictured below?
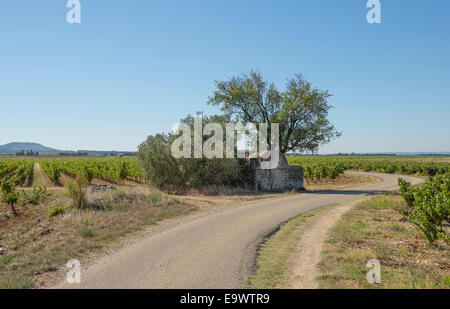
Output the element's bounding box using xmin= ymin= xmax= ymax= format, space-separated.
xmin=246 ymin=152 xmax=304 ymax=192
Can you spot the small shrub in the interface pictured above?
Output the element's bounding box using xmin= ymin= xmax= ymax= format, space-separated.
xmin=444 ymin=277 xmax=450 ymax=287
xmin=21 ymin=186 xmax=46 ymax=206
xmin=79 ymin=228 xmax=95 ymax=238
xmin=398 ymin=175 xmax=450 ymax=243
xmin=1 ymin=177 xmax=19 ymax=216
xmin=148 ymin=191 xmax=162 ymax=204
xmin=84 ymin=167 xmax=94 ymax=183
xmin=1 ymin=255 xmax=13 ymax=265
xmin=66 ymin=172 xmax=89 ymax=209
xmin=47 ymin=206 xmax=65 ymax=218
xmin=284 ymin=188 xmax=297 ymax=195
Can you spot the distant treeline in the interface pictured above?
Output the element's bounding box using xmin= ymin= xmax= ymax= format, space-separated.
xmin=16 ymin=150 xmax=39 ymax=156
xmin=3 ymin=151 xmax=138 ymax=157
xmin=289 ymin=153 xmax=450 ymax=157
xmin=58 ymin=151 xmax=137 ymax=157
xmin=58 ymin=151 xmax=89 ymax=156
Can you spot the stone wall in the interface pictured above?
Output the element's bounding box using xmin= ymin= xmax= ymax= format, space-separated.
xmin=249 ymin=152 xmax=304 ymax=192
xmin=255 ymin=165 xmax=304 ymax=192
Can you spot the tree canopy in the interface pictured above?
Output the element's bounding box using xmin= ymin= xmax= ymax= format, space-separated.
xmin=207 ymin=71 xmax=341 ymax=153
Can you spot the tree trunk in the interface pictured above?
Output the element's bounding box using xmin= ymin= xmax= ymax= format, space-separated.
xmin=10 ymin=204 xmax=17 ymax=216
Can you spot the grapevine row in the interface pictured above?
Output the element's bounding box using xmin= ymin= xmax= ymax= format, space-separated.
xmin=39 ymin=157 xmax=143 ymax=183
xmin=287 ymin=156 xmax=449 ymax=180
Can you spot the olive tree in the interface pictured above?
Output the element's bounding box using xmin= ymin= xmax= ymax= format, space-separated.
xmin=137 ymin=114 xmax=243 ymax=190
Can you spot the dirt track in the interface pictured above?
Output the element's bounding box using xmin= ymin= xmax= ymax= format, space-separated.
xmin=52 ymin=172 xmax=422 ymax=289
xmin=285 ymin=198 xmax=367 ymax=288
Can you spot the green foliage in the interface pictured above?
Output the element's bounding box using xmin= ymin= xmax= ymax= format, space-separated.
xmin=1 ymin=176 xmax=15 ymax=195
xmin=137 ymin=114 xmax=242 ymax=191
xmin=397 ymin=179 xmax=416 ymax=218
xmin=0 ymin=159 xmax=21 ymax=178
xmin=65 ymin=172 xmax=89 ymax=209
xmin=398 ymin=175 xmax=450 ymax=243
xmin=444 ymin=276 xmax=450 ymax=287
xmin=300 ymin=162 xmax=346 ymax=180
xmin=137 ymin=131 xmax=242 ymax=190
xmin=0 ymin=159 xmax=33 ymax=187
xmin=137 ymin=134 xmax=182 ymax=188
xmin=47 ymin=205 xmax=65 ymax=218
xmin=1 ymin=255 xmax=13 ymax=265
xmin=1 ymin=176 xmax=19 ymax=215
xmin=49 ymin=166 xmax=60 ymax=184
xmin=119 ymin=161 xmax=128 ymax=180
xmin=39 ymin=157 xmax=142 ymax=183
xmin=84 ymin=167 xmax=94 ymax=183
xmin=21 ymin=186 xmax=47 ymax=206
xmin=10 ymin=161 xmax=33 ymax=187
xmin=207 ymin=71 xmax=341 ymax=153
xmin=40 ymin=161 xmax=60 ymax=184
xmin=288 ymin=156 xmax=449 ymax=180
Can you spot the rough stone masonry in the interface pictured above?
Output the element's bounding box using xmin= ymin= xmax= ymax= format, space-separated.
xmin=250 ymin=152 xmax=304 ymax=192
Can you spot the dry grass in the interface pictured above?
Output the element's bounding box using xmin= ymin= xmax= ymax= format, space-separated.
xmin=318 ymin=194 xmax=450 ymax=289
xmin=0 ymin=186 xmax=196 ymax=288
xmin=249 ymin=204 xmax=337 ymax=288
xmin=31 ymin=163 xmax=51 ymax=187
xmin=304 ymin=173 xmax=381 ymax=191
xmin=185 ymin=184 xmax=263 ymax=196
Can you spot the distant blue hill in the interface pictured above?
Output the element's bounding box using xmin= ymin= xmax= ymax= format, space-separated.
xmin=1 ymin=142 xmax=446 ymax=157
xmin=0 ymin=142 xmax=58 ymax=154
xmin=0 ymin=142 xmax=136 ymax=156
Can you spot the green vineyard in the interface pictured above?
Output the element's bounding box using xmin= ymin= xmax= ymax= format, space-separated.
xmin=38 ymin=157 xmax=144 ymax=183
xmin=287 ymin=156 xmax=450 ymax=180
xmin=1 ymin=156 xmax=449 ymax=186
xmin=0 ymin=159 xmax=33 ymax=186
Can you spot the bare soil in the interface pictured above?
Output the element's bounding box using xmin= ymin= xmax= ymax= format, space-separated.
xmin=304 ymin=173 xmax=381 ymax=191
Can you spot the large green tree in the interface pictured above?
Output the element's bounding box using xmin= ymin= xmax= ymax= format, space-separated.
xmin=207 ymin=71 xmax=341 ymax=153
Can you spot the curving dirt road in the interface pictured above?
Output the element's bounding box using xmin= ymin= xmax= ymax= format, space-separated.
xmin=54 ymin=172 xmax=422 ymax=289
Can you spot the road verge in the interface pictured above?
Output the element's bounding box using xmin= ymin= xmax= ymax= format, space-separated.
xmin=250 ymin=198 xmax=366 ymax=288
xmin=318 ymin=194 xmax=450 ymax=289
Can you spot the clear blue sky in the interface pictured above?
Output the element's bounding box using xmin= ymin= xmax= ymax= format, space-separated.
xmin=1 ymin=0 xmax=449 ymax=153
